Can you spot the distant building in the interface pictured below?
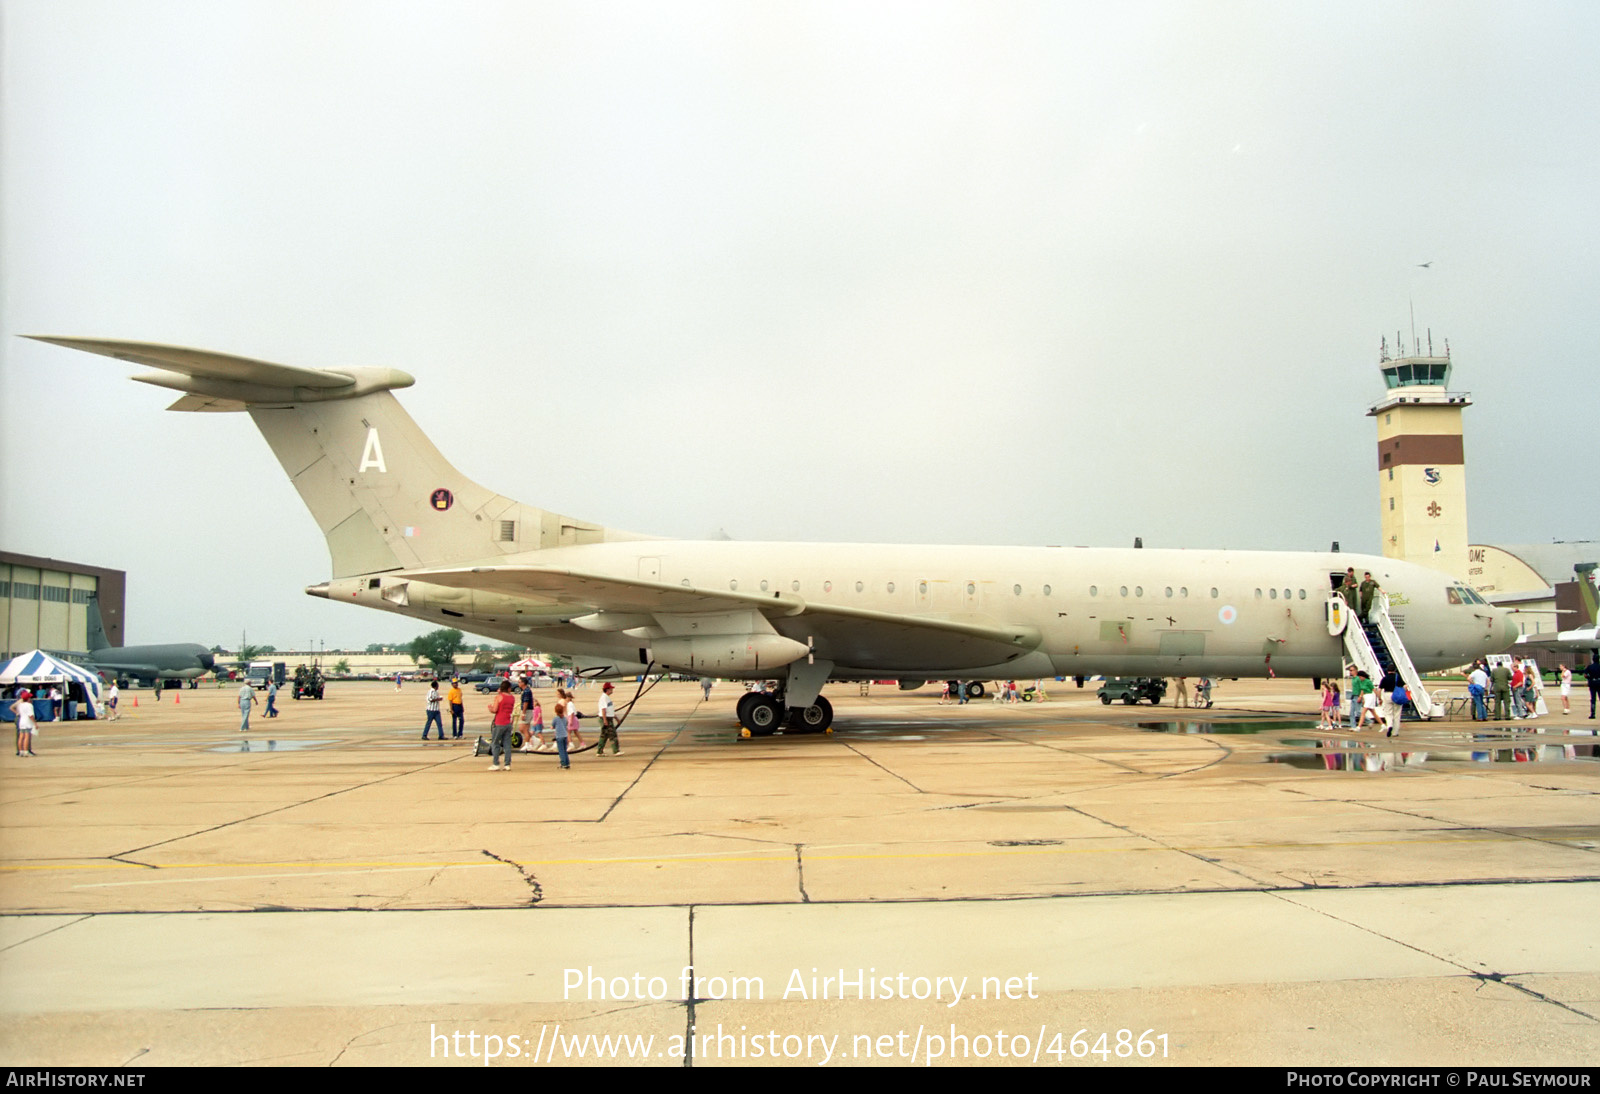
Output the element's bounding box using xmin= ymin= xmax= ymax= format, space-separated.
xmin=0 ymin=551 xmax=126 ymax=659
xmin=1467 ymin=542 xmax=1600 ymax=642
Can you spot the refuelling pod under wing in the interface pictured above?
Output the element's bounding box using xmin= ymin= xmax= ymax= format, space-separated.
xmin=648 ymin=634 xmax=810 ymax=674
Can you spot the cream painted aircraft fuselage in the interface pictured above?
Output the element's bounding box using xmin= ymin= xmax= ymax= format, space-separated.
xmin=318 ymin=540 xmax=1514 ymax=684
xmin=33 ymin=336 xmax=1518 ymax=734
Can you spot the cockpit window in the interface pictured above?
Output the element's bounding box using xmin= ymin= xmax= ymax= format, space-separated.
xmin=1447 ymin=587 xmax=1464 ymax=605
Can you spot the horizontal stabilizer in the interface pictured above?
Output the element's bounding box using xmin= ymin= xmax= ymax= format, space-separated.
xmin=27 ymin=336 xmax=414 ymax=410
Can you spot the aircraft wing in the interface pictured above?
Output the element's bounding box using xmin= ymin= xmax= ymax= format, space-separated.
xmin=401 ymin=565 xmax=1041 ymax=671
xmin=1514 ymin=627 xmax=1600 ymax=653
xmin=92 ymin=662 xmax=166 ymax=677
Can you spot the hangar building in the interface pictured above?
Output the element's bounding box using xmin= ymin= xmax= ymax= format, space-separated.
xmin=0 ymin=551 xmax=126 ymax=659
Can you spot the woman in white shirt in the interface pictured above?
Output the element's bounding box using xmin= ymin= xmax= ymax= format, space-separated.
xmin=12 ymin=689 xmax=36 ymax=756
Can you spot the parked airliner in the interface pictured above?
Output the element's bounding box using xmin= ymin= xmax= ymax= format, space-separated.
xmin=31 ymin=337 xmax=1517 ymax=734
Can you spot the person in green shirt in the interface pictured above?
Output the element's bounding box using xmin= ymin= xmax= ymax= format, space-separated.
xmin=1349 ymin=670 xmax=1373 ymax=728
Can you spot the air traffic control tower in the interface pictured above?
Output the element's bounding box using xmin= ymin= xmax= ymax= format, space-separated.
xmin=1367 ymin=336 xmax=1472 ymax=583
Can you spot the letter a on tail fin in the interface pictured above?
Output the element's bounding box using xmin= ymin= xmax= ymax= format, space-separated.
xmin=28 ymin=337 xmax=621 ymax=578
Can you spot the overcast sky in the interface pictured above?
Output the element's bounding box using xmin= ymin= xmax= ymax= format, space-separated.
xmin=2 ymin=1 xmax=1596 ymax=650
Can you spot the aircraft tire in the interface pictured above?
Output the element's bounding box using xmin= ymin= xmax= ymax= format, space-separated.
xmin=736 ymin=692 xmax=759 ymax=726
xmin=965 ymin=682 xmax=986 ymax=700
xmin=742 ymin=696 xmax=782 ymax=736
xmin=789 ymin=696 xmax=833 ymax=733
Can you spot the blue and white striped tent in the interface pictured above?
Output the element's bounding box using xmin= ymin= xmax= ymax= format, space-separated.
xmin=0 ymin=649 xmax=103 ymax=717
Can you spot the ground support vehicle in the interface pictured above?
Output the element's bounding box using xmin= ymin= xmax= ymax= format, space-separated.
xmin=1097 ymin=676 xmax=1168 ymax=705
xmin=292 ymin=664 xmax=325 ymax=700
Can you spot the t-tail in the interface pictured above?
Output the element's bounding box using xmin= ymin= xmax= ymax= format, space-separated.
xmin=28 ymin=337 xmax=631 ymax=578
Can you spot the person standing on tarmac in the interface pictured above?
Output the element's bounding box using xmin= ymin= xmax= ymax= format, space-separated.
xmin=596 ymin=683 xmax=622 ymax=756
xmin=551 ymin=694 xmax=571 ymax=770
xmin=562 ymin=688 xmax=587 ymax=749
xmin=448 ymin=678 xmax=465 ymax=739
xmin=1586 ymin=657 xmax=1600 ymax=719
xmin=238 ymin=681 xmax=257 ymax=732
xmin=487 ymin=680 xmax=515 ymax=770
xmin=518 ymin=676 xmax=535 ymax=749
xmin=1490 ymin=660 xmax=1513 ymax=721
xmin=1468 ymin=662 xmax=1489 ymax=721
xmin=422 ymin=679 xmax=446 ymax=741
xmin=12 ymin=689 xmax=36 ymax=756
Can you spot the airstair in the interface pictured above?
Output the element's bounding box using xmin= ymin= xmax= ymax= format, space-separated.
xmin=1332 ymin=592 xmax=1439 ymax=719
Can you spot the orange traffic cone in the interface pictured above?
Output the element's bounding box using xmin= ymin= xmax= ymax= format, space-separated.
xmin=174 ymin=693 xmax=180 ymax=704
xmin=133 ymin=696 xmax=139 ymax=707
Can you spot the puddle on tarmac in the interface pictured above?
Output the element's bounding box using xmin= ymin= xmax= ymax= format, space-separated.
xmin=1266 ymin=743 xmax=1598 ymax=771
xmin=1137 ymin=720 xmax=1312 ymax=735
xmin=204 ymin=739 xmax=336 ymax=753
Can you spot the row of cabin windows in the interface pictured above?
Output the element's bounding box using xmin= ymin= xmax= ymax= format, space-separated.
xmin=695 ymin=581 xmax=1281 ymax=601
xmin=1089 ymin=586 xmax=1216 ymax=598
xmin=683 ymin=575 xmax=1471 ymax=608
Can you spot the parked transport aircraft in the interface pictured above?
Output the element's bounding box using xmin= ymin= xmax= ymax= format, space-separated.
xmin=1513 ymin=565 xmax=1600 ymax=656
xmin=33 ymin=337 xmax=1519 ymax=734
xmin=47 ymin=595 xmax=215 ymax=689
xmin=76 ymin=596 xmax=215 ymax=688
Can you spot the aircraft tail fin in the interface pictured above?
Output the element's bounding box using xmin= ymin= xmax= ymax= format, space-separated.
xmin=85 ymin=594 xmax=111 ymax=651
xmin=1577 ymin=563 xmax=1599 ymax=626
xmin=31 ymin=337 xmax=630 ymax=578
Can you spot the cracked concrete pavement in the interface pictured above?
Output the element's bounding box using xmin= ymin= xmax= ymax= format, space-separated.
xmin=1 ymin=679 xmax=1597 ymax=1065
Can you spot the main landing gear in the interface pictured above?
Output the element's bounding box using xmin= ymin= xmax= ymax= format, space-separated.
xmin=736 ymin=691 xmax=833 ymax=737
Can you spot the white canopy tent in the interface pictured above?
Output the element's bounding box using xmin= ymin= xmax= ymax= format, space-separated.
xmin=0 ymin=649 xmax=104 ymax=719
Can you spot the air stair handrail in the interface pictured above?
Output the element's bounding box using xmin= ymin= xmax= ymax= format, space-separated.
xmin=1371 ymin=592 xmax=1437 ymax=718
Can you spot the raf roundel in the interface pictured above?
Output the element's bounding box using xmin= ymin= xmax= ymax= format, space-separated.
xmin=430 ymin=488 xmax=454 ymax=512
xmin=1217 ymin=605 xmax=1238 ymax=625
